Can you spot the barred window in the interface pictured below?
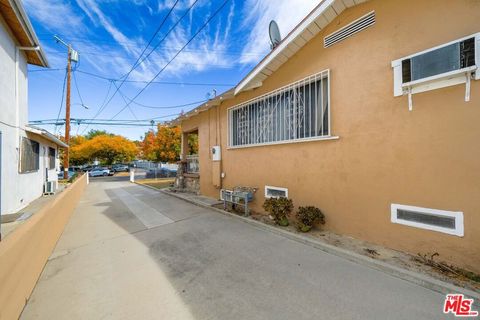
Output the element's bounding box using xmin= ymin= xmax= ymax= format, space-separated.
xmin=20 ymin=138 xmax=39 ymax=173
xmin=229 ymin=70 xmax=330 ymax=147
xmin=48 ymin=147 xmax=56 ymax=170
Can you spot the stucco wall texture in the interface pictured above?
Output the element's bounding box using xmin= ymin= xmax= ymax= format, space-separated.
xmin=0 ymin=13 xmax=59 ymax=215
xmin=0 ymin=174 xmax=87 ymax=320
xmin=181 ymin=0 xmax=480 ymax=273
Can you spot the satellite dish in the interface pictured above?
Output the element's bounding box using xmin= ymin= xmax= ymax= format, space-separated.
xmin=205 ymin=89 xmax=217 ymax=100
xmin=269 ymin=20 xmax=281 ymax=49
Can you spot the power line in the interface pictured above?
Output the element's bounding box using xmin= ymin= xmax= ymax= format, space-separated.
xmin=31 ymin=112 xmax=181 ymax=126
xmin=73 ymin=70 xmax=85 ymax=106
xmin=119 ymin=0 xmax=181 ymax=78
xmin=110 ymin=0 xmax=231 ymax=120
xmin=35 ymin=122 xmax=154 ymax=127
xmin=29 ymin=68 xmax=236 ymax=87
xmin=33 ymin=118 xmax=170 ymax=122
xmin=54 ymin=69 xmax=68 ymax=134
xmin=89 ymin=0 xmax=182 ymax=126
xmin=76 ymin=69 xmax=235 ymax=86
xmin=38 ymin=34 xmax=266 ymax=56
xmin=130 ymin=99 xmax=207 ymax=109
xmin=44 ymin=48 xmax=264 ymax=57
xmin=122 ymin=0 xmax=200 ymax=78
xmin=98 ymin=80 xmax=114 ymax=112
xmin=29 ymin=68 xmax=64 ymax=72
xmin=94 ymin=81 xmax=207 ymax=109
xmin=112 ymin=81 xmax=138 ymax=120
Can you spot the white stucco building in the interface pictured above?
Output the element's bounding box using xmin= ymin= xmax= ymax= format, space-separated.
xmin=0 ymin=0 xmax=67 ymax=220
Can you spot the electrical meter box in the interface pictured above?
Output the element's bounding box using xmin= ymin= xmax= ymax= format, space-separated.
xmin=212 ymin=146 xmax=221 ymax=161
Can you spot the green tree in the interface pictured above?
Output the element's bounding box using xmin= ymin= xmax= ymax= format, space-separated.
xmin=84 ymin=129 xmax=111 ymax=140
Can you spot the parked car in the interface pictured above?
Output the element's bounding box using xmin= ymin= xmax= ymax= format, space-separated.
xmin=145 ymin=167 xmax=177 ymax=179
xmin=58 ymin=168 xmax=76 ymax=179
xmin=112 ymin=164 xmax=129 ymax=172
xmin=82 ymin=165 xmax=98 ymax=172
xmin=88 ymin=167 xmax=111 ymax=177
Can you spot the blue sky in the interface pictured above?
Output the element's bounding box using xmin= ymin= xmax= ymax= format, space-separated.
xmin=25 ymin=0 xmax=319 ymax=140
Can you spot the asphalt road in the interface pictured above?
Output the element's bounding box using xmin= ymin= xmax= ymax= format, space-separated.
xmin=21 ymin=178 xmax=452 ymax=319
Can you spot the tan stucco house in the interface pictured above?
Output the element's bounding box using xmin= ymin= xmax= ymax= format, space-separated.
xmin=174 ymin=0 xmax=480 ymax=273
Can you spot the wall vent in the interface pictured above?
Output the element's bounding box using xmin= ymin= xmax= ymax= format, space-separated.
xmin=265 ymin=186 xmax=288 ymax=199
xmin=391 ymin=204 xmax=464 ymax=237
xmin=324 ymin=11 xmax=375 ymax=48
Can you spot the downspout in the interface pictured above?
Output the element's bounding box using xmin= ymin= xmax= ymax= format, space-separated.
xmin=15 ymin=47 xmax=19 ymax=148
xmin=217 ymin=104 xmax=223 ymax=190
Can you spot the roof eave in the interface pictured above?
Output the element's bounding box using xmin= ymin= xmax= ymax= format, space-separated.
xmin=234 ymin=0 xmax=336 ymax=95
xmin=173 ymin=0 xmax=370 ymax=125
xmin=26 ymin=126 xmax=68 ymax=148
xmin=172 ymin=88 xmax=235 ymax=126
xmin=1 ymin=0 xmax=49 ymax=67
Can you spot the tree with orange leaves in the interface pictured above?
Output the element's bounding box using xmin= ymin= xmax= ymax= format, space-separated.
xmin=141 ymin=130 xmax=157 ymax=161
xmin=70 ymin=134 xmax=137 ymax=165
xmin=140 ymin=125 xmax=185 ymax=163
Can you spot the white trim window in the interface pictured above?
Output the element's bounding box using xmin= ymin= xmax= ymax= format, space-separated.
xmin=228 ymin=70 xmax=330 ymax=148
xmin=265 ymin=186 xmax=288 ymax=199
xmin=391 ymin=204 xmax=464 ymax=237
xmin=391 ymin=33 xmax=480 ymax=111
xmin=19 ymin=137 xmax=40 ymax=173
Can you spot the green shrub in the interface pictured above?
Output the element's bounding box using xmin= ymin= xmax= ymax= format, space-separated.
xmin=263 ymin=197 xmax=293 ymax=226
xmin=68 ymin=173 xmax=79 ymax=183
xmin=296 ymin=206 xmax=325 ymax=232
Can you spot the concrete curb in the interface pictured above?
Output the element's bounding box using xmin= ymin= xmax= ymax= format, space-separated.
xmin=136 ymin=185 xmax=480 ymax=302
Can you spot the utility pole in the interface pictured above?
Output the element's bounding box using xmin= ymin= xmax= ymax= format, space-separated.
xmin=54 ymin=36 xmax=78 ymax=179
xmin=64 ymin=45 xmax=71 ymax=179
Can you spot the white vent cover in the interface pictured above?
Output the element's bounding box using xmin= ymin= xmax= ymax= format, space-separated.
xmin=324 ymin=11 xmax=375 ymax=48
xmin=391 ymin=204 xmax=464 ymax=237
xmin=265 ymin=186 xmax=288 ymax=199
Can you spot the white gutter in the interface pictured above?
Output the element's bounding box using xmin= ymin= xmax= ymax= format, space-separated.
xmin=25 ymin=126 xmax=69 ymax=148
xmin=8 ymin=0 xmax=49 ymax=67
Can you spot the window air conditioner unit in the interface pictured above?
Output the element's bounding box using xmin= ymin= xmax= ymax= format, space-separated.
xmin=44 ymin=181 xmax=56 ymax=195
xmin=392 ymin=33 xmax=480 ymax=110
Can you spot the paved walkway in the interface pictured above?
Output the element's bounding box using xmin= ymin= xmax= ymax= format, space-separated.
xmin=21 ymin=178 xmax=452 ymax=319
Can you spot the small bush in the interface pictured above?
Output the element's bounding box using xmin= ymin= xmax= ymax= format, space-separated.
xmin=263 ymin=197 xmax=293 ymax=226
xmin=68 ymin=173 xmax=79 ymax=183
xmin=296 ymin=206 xmax=325 ymax=232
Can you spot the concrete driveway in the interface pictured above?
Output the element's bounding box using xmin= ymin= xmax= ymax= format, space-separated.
xmin=21 ymin=178 xmax=451 ymax=320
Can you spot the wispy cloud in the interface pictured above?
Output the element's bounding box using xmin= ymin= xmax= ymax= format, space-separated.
xmin=145 ymin=0 xmax=236 ymax=77
xmin=76 ymin=0 xmax=140 ymax=56
xmin=23 ymin=0 xmax=83 ymax=31
xmin=239 ymin=0 xmax=319 ymax=64
xmin=157 ymin=0 xmax=202 ymax=12
xmin=26 ymin=0 xmax=238 ymax=84
xmin=25 ymin=0 xmax=316 ymax=87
